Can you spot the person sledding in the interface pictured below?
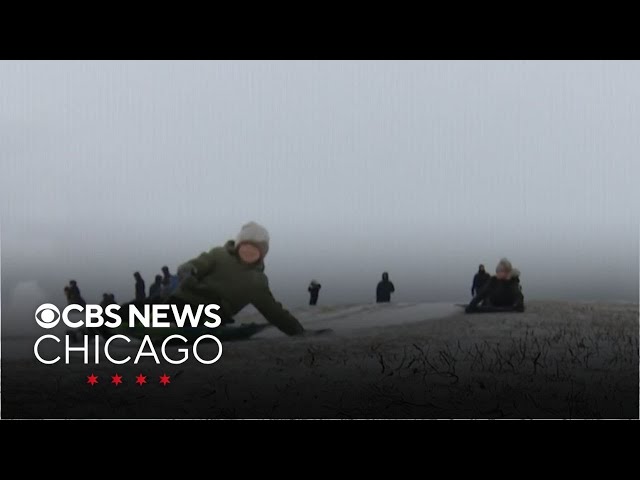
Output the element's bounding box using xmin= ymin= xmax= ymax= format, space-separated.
xmin=465 ymin=258 xmax=525 ymax=313
xmin=170 ymin=221 xmax=306 ymax=336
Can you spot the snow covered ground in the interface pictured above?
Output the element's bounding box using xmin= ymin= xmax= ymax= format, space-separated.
xmin=240 ymin=302 xmax=461 ymax=338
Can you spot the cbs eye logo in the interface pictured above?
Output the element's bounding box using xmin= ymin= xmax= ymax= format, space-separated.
xmin=35 ymin=304 xmax=61 ymax=329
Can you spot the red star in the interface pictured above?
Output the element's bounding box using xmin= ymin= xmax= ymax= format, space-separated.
xmin=87 ymin=373 xmax=98 ymax=386
xmin=159 ymin=373 xmax=171 ymax=386
xmin=135 ymin=373 xmax=147 ymax=386
xmin=111 ymin=373 xmax=123 ymax=386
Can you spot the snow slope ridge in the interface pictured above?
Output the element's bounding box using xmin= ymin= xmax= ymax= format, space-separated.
xmin=235 ymin=302 xmax=461 ymax=338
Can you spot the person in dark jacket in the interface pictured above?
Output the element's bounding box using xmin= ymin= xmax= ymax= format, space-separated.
xmin=149 ymin=274 xmax=163 ymax=300
xmin=69 ymin=280 xmax=80 ymax=297
xmin=161 ymin=266 xmax=180 ymax=297
xmin=471 ymin=264 xmax=491 ymax=297
xmin=68 ymin=280 xmax=86 ymax=306
xmin=466 ymin=258 xmax=525 ymax=313
xmin=134 ymin=272 xmax=146 ymax=302
xmin=308 ymin=280 xmax=321 ymax=306
xmin=171 ymin=221 xmax=305 ymax=336
xmin=99 ymin=293 xmax=111 ymax=311
xmin=376 ymin=272 xmax=395 ymax=303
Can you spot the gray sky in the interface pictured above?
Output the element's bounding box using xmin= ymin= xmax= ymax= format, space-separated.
xmin=1 ymin=60 xmax=638 ymax=322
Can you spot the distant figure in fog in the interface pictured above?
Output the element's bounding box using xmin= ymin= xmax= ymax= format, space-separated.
xmin=134 ymin=272 xmax=146 ymax=302
xmin=161 ymin=265 xmax=180 ymax=297
xmin=308 ymin=280 xmax=321 ymax=306
xmin=471 ymin=264 xmax=491 ymax=297
xmin=376 ymin=272 xmax=395 ymax=303
xmin=466 ymin=258 xmax=525 ymax=313
xmin=99 ymin=293 xmax=111 ymax=310
xmin=149 ymin=274 xmax=163 ymax=300
xmin=68 ymin=280 xmax=86 ymax=306
xmin=108 ymin=293 xmax=116 ymax=304
xmin=65 ymin=282 xmax=86 ymax=342
xmin=69 ymin=280 xmax=80 ymax=298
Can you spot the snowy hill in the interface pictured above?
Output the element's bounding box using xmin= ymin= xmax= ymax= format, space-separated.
xmin=235 ymin=302 xmax=460 ymax=337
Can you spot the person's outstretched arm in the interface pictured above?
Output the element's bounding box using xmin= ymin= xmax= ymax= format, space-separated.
xmin=253 ymin=277 xmax=304 ymax=336
xmin=390 ymin=282 xmax=395 ymax=293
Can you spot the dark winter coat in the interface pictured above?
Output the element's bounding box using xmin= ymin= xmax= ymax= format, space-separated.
xmin=376 ymin=273 xmax=395 ymax=303
xmin=308 ymin=283 xmax=321 ymax=306
xmin=149 ymin=281 xmax=163 ymax=299
xmin=135 ymin=278 xmax=146 ymax=302
xmin=472 ymin=270 xmax=491 ymax=296
xmin=467 ymin=270 xmax=524 ymax=312
xmin=172 ymin=240 xmax=304 ymax=336
xmin=69 ymin=284 xmax=86 ymax=306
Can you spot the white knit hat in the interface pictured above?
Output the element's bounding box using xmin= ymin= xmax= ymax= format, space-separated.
xmin=236 ymin=221 xmax=270 ymax=256
xmin=496 ymin=257 xmax=520 ymax=278
xmin=496 ymin=258 xmax=512 ymax=273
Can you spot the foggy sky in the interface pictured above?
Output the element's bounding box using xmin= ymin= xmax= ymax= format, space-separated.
xmin=1 ymin=60 xmax=638 ymax=320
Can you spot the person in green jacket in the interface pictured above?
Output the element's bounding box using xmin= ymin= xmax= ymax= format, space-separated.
xmin=171 ymin=221 xmax=305 ymax=336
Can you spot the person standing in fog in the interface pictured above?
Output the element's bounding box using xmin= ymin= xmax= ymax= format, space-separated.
xmin=308 ymin=280 xmax=321 ymax=306
xmin=149 ymin=274 xmax=163 ymax=300
xmin=134 ymin=272 xmax=146 ymax=302
xmin=376 ymin=272 xmax=395 ymax=303
xmin=99 ymin=293 xmax=111 ymax=310
xmin=68 ymin=280 xmax=86 ymax=306
xmin=471 ymin=264 xmax=491 ymax=297
xmin=161 ymin=265 xmax=180 ymax=296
